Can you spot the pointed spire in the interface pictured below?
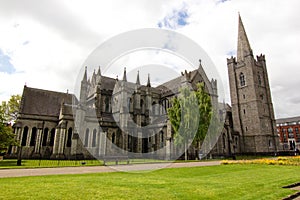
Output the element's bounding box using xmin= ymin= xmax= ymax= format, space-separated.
xmin=123 ymin=67 xmax=127 ymax=82
xmin=97 ymin=66 xmax=101 ymax=75
xmin=147 ymin=73 xmax=151 ymax=87
xmin=96 ymin=66 xmax=102 ymax=85
xmin=237 ymin=13 xmax=252 ymax=62
xmin=82 ymin=66 xmax=87 ymax=82
xmin=136 ymin=70 xmax=140 ymax=85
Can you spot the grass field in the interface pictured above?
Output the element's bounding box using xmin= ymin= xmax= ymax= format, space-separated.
xmin=0 ymin=158 xmax=174 ymax=169
xmin=0 ymin=164 xmax=299 ymax=200
xmin=0 ymin=159 xmax=103 ymax=169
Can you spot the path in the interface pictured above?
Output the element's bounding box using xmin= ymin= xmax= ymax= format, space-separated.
xmin=0 ymin=161 xmax=220 ymax=178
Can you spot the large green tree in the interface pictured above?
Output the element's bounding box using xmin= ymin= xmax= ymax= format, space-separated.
xmin=0 ymin=116 xmax=18 ymax=154
xmin=0 ymin=95 xmax=21 ymax=154
xmin=193 ymin=82 xmax=212 ymax=159
xmin=0 ymin=94 xmax=21 ymax=123
xmin=167 ymin=83 xmax=212 ymax=160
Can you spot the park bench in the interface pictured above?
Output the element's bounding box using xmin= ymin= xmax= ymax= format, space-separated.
xmin=103 ymin=156 xmax=129 ymax=165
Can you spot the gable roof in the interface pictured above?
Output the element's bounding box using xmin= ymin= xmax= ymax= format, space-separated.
xmin=20 ymin=86 xmax=76 ymax=117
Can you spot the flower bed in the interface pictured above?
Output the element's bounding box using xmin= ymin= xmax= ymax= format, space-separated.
xmin=221 ymin=156 xmax=300 ymax=166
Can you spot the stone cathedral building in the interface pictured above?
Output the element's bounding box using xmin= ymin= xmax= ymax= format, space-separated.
xmin=10 ymin=15 xmax=279 ymax=159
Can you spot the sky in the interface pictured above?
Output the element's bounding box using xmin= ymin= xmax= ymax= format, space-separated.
xmin=0 ymin=0 xmax=299 ymax=119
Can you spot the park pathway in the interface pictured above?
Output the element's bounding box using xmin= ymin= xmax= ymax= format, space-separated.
xmin=0 ymin=161 xmax=220 ymax=178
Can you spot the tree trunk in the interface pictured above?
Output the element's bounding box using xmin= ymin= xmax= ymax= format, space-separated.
xmin=195 ymin=141 xmax=200 ymax=160
xmin=184 ymin=141 xmax=187 ymax=161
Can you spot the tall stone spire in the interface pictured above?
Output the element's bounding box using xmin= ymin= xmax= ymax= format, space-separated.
xmin=82 ymin=66 xmax=87 ymax=82
xmin=237 ymin=14 xmax=252 ymax=62
xmin=80 ymin=66 xmax=88 ymax=102
xmin=136 ymin=70 xmax=140 ymax=85
xmin=147 ymin=73 xmax=151 ymax=87
xmin=123 ymin=67 xmax=127 ymax=82
xmin=97 ymin=66 xmax=101 ymax=76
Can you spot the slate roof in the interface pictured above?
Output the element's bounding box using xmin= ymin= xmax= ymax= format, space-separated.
xmin=156 ymin=69 xmax=199 ymax=95
xmin=101 ymin=76 xmax=116 ymax=91
xmin=276 ymin=116 xmax=300 ymax=124
xmin=20 ymin=86 xmax=76 ymax=117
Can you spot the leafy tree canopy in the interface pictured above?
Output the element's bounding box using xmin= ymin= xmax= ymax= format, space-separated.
xmin=0 ymin=94 xmax=21 ymax=123
xmin=0 ymin=95 xmax=21 ymax=154
xmin=167 ymin=82 xmax=212 ymax=160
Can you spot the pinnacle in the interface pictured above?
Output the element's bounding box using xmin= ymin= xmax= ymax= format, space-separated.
xmin=136 ymin=70 xmax=140 ymax=85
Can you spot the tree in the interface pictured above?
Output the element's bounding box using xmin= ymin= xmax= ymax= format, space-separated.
xmin=0 ymin=95 xmax=21 ymax=154
xmin=167 ymin=83 xmax=212 ymax=160
xmin=167 ymin=86 xmax=199 ymax=160
xmin=193 ymin=82 xmax=212 ymax=159
xmin=0 ymin=94 xmax=21 ymax=123
xmin=0 ymin=115 xmax=18 ymax=154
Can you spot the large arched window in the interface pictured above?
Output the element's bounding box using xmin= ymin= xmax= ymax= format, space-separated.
xmin=128 ymin=98 xmax=132 ymax=112
xmin=30 ymin=127 xmax=37 ymax=146
xmin=239 ymin=73 xmax=245 ymax=86
xmin=92 ymin=129 xmax=97 ymax=147
xmin=105 ymin=96 xmax=110 ymax=112
xmin=160 ymin=131 xmax=164 ymax=148
xmin=140 ymin=99 xmax=145 ymax=113
xmin=42 ymin=128 xmax=49 ymax=146
xmin=21 ymin=126 xmax=28 ymax=146
xmin=152 ymin=101 xmax=156 ymax=115
xmin=112 ymin=132 xmax=116 ymax=144
xmin=49 ymin=128 xmax=55 ymax=146
xmin=85 ymin=128 xmax=89 ymax=147
xmin=66 ymin=128 xmax=72 ymax=147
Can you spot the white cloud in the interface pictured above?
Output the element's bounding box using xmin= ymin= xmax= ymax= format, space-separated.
xmin=0 ymin=0 xmax=299 ymax=119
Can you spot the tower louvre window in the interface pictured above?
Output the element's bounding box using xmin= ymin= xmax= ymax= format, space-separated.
xmin=239 ymin=73 xmax=245 ymax=86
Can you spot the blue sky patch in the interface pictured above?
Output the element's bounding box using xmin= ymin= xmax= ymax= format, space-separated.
xmin=216 ymin=0 xmax=229 ymax=4
xmin=226 ymin=50 xmax=237 ymax=57
xmin=157 ymin=5 xmax=189 ymax=29
xmin=23 ymin=40 xmax=30 ymax=45
xmin=0 ymin=49 xmax=16 ymax=74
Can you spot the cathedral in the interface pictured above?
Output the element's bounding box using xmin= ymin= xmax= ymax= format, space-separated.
xmin=9 ymin=15 xmax=279 ymax=160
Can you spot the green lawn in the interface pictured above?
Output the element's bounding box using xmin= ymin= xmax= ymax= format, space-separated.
xmin=0 ymin=164 xmax=299 ymax=200
xmin=0 ymin=159 xmax=172 ymax=169
xmin=0 ymin=159 xmax=103 ymax=169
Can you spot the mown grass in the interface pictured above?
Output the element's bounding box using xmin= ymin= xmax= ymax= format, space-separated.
xmin=0 ymin=164 xmax=299 ymax=200
xmin=0 ymin=158 xmax=171 ymax=169
xmin=0 ymin=159 xmax=103 ymax=169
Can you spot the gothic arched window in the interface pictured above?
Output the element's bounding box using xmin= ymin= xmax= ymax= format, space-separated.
xmin=112 ymin=132 xmax=116 ymax=144
xmin=140 ymin=99 xmax=144 ymax=113
xmin=85 ymin=128 xmax=89 ymax=147
xmin=21 ymin=126 xmax=29 ymax=146
xmin=128 ymin=97 xmax=132 ymax=112
xmin=152 ymin=101 xmax=156 ymax=115
xmin=30 ymin=127 xmax=37 ymax=146
xmin=66 ymin=128 xmax=72 ymax=147
xmin=49 ymin=128 xmax=55 ymax=146
xmin=160 ymin=131 xmax=164 ymax=147
xmin=92 ymin=129 xmax=97 ymax=147
xmin=239 ymin=73 xmax=245 ymax=86
xmin=42 ymin=128 xmax=49 ymax=146
xmin=105 ymin=96 xmax=110 ymax=112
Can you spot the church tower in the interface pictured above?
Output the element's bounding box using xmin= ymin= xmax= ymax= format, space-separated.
xmin=227 ymin=14 xmax=278 ymax=154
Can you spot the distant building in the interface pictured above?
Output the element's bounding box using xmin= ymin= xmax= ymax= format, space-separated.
xmin=276 ymin=116 xmax=300 ymax=151
xmin=9 ymin=15 xmax=279 ymax=159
